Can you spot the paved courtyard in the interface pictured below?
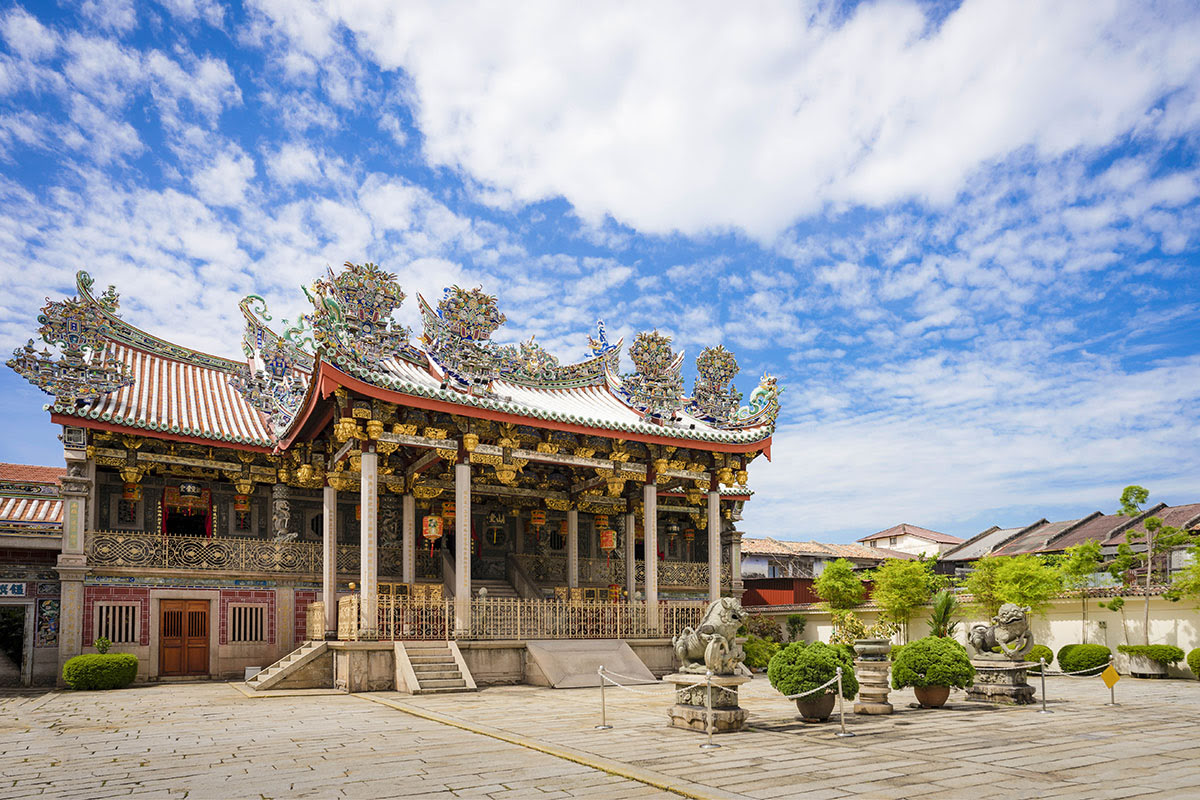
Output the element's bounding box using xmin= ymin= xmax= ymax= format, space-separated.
xmin=1 ymin=673 xmax=1198 ymax=799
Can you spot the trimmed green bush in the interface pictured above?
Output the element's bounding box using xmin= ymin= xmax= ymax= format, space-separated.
xmin=743 ymin=635 xmax=781 ymax=670
xmin=1117 ymin=644 xmax=1185 ymax=666
xmin=1187 ymin=648 xmax=1200 ymax=679
xmin=1056 ymin=644 xmax=1110 ymax=675
xmin=890 ymin=636 xmax=974 ymax=690
xmin=62 ymin=653 xmax=138 ymax=690
xmin=768 ymin=642 xmax=858 ymax=700
xmin=889 ymin=643 xmax=905 ymax=662
xmin=1025 ymin=644 xmax=1054 ymax=674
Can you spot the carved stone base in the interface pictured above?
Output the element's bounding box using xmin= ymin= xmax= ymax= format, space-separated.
xmin=664 ymin=672 xmax=749 ymax=733
xmin=853 ymin=658 xmax=893 ymax=715
xmin=966 ymin=660 xmax=1036 ymax=705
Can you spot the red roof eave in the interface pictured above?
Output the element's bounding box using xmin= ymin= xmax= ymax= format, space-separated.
xmin=50 ymin=414 xmax=274 ymax=454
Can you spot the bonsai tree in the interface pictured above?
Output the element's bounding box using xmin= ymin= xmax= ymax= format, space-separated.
xmin=927 ymin=589 xmax=961 ymax=638
xmin=1058 ymin=541 xmax=1102 ymax=643
xmin=814 ymin=558 xmax=866 ymax=610
xmin=1114 ymin=485 xmax=1198 ymax=644
xmin=871 ymin=558 xmax=936 ymax=643
xmin=890 ymin=636 xmax=975 ymax=691
xmin=768 ymin=641 xmax=858 ymax=701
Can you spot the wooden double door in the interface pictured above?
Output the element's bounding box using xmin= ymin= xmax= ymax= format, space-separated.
xmin=159 ymin=600 xmax=209 ymax=676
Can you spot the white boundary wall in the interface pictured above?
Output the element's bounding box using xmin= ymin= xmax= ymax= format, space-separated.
xmin=757 ymin=595 xmax=1200 ymax=679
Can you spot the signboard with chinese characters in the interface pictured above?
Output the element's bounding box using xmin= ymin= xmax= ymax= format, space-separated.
xmin=0 ymin=583 xmax=27 ymax=597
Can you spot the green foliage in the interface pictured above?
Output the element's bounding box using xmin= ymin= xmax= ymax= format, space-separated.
xmin=785 ymin=614 xmax=806 ymax=643
xmin=1059 ymin=541 xmax=1103 ymax=593
xmin=927 ymin=589 xmax=961 ymax=638
xmin=1187 ymin=648 xmax=1200 ymax=678
xmin=744 ymin=612 xmax=782 ymax=642
xmin=1056 ymin=644 xmax=1111 ymax=675
xmin=871 ymin=559 xmax=936 ymax=639
xmin=813 ymin=558 xmax=865 ymax=609
xmin=62 ymin=653 xmax=138 ymax=690
xmin=767 ymin=641 xmax=858 ymax=700
xmin=889 ymin=643 xmax=904 ymax=662
xmin=1098 ymin=596 xmax=1125 ymax=612
xmin=963 ymin=554 xmax=1061 ymax=618
xmin=743 ymin=635 xmax=781 ymax=669
xmin=1025 ymin=644 xmax=1054 ymax=674
xmin=828 ymin=610 xmax=896 ymax=645
xmin=889 ymin=636 xmax=975 ymax=690
xmin=1116 ymin=644 xmax=1185 ymax=665
xmin=93 ymin=636 xmax=111 ymax=655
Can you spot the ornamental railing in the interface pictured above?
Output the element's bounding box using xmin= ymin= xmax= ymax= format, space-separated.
xmin=86 ymin=530 xmax=409 ymax=577
xmin=511 ymin=554 xmax=731 ymax=588
xmin=338 ymin=594 xmax=705 ymax=642
xmin=305 ymin=601 xmax=325 ymax=641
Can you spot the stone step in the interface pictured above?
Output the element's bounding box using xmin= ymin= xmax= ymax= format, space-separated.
xmin=415 ymin=685 xmax=473 ymax=694
xmin=411 ymin=660 xmax=456 ymax=670
xmin=413 ymin=669 xmax=461 ymax=681
xmin=419 ymin=678 xmax=466 ymax=689
xmin=409 ymin=653 xmax=452 ymax=663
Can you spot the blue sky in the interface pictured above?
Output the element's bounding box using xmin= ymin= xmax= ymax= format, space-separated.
xmin=1 ymin=0 xmax=1198 ymax=543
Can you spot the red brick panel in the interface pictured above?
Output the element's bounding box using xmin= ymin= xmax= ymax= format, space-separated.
xmin=294 ymin=589 xmax=318 ymax=643
xmin=218 ymin=589 xmax=275 ymax=645
xmin=83 ymin=586 xmax=151 ymax=646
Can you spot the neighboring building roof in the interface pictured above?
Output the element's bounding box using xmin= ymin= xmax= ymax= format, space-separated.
xmin=741 ymin=537 xmax=809 ymax=556
xmin=857 ymin=523 xmax=963 ymax=545
xmin=942 ymin=525 xmax=1029 ymax=561
xmin=992 ymin=516 xmax=1090 ymax=556
xmin=1044 ymin=512 xmax=1134 ymax=552
xmin=0 ymin=463 xmax=63 ymax=533
xmin=1112 ymin=503 xmax=1200 ymax=545
xmin=739 ymin=538 xmax=916 ymax=561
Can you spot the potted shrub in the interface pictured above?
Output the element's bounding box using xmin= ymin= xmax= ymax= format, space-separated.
xmin=767 ymin=642 xmax=858 ymax=722
xmin=1117 ymin=644 xmax=1185 ymax=678
xmin=1056 ymin=644 xmax=1111 ymax=676
xmin=1187 ymin=648 xmax=1200 ymax=679
xmin=890 ymin=636 xmax=974 ymax=708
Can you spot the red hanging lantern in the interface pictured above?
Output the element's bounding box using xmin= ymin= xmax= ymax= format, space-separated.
xmin=355 ymin=504 xmax=361 ymax=520
xmin=599 ymin=529 xmax=617 ymax=552
xmin=122 ymin=482 xmax=141 ymax=502
xmin=684 ymin=528 xmax=695 ymax=542
xmin=234 ymin=494 xmax=250 ymax=512
xmin=442 ymin=501 xmax=456 ymax=520
xmin=594 ymin=514 xmax=609 ymax=530
xmin=530 ymin=509 xmax=546 ymax=527
xmin=559 ymin=519 xmax=569 ymax=535
xmin=423 ymin=516 xmax=444 ymax=556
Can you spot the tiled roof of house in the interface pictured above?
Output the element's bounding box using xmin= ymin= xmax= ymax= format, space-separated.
xmin=0 ymin=463 xmax=66 ymax=484
xmin=942 ymin=525 xmax=1030 ymax=561
xmin=741 ymin=537 xmax=804 ymax=556
xmin=992 ymin=516 xmax=1089 ymax=556
xmin=1111 ymin=503 xmax=1200 ymax=544
xmin=740 ymin=538 xmax=916 ymax=561
xmin=857 ymin=523 xmax=963 ymax=545
xmin=0 ymin=463 xmax=63 ymax=532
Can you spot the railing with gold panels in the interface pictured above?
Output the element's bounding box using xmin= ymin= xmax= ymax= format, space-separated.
xmin=305 ymin=601 xmax=325 ymax=641
xmin=511 ymin=554 xmax=731 ymax=588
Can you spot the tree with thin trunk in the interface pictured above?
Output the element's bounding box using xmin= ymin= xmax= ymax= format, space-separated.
xmin=1058 ymin=540 xmax=1102 ymax=643
xmin=869 ymin=558 xmax=935 ymax=643
xmin=813 ymin=558 xmax=865 ymax=610
xmin=1116 ymin=485 xmax=1197 ymax=645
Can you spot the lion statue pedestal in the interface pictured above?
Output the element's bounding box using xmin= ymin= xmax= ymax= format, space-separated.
xmin=667 ymin=597 xmax=750 ymax=733
xmin=965 ymin=603 xmax=1037 ymax=705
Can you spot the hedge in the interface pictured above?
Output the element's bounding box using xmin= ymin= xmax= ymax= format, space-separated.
xmin=1025 ymin=644 xmax=1054 ymax=674
xmin=743 ymin=635 xmax=781 ymax=670
xmin=1056 ymin=644 xmax=1110 ymax=676
xmin=62 ymin=653 xmax=138 ymax=690
xmin=891 ymin=636 xmax=974 ymax=690
xmin=1187 ymin=648 xmax=1200 ymax=679
xmin=1117 ymin=644 xmax=1185 ymax=666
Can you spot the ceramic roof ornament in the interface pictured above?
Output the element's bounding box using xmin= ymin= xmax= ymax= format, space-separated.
xmin=621 ymin=330 xmax=685 ymax=421
xmin=303 ymin=261 xmax=415 ymax=366
xmin=689 ymin=345 xmax=742 ymax=424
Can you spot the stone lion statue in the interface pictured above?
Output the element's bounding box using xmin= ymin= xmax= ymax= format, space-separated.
xmin=672 ymin=597 xmax=747 ymax=675
xmin=968 ymin=603 xmax=1034 ymax=661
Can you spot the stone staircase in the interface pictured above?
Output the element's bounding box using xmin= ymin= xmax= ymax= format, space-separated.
xmin=473 ymin=579 xmax=520 ymax=599
xmin=246 ymin=640 xmax=328 ymax=691
xmin=399 ymin=641 xmax=476 ymax=694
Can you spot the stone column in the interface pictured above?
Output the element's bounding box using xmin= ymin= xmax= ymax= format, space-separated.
xmin=707 ymin=487 xmax=720 ymax=603
xmin=731 ymin=529 xmax=743 ymax=597
xmin=567 ymin=507 xmax=579 ymax=589
xmin=454 ymin=461 xmax=471 ymax=633
xmin=322 ymin=485 xmax=338 ymax=637
xmin=359 ymin=450 xmax=379 ymax=635
xmin=644 ymin=481 xmax=658 ymax=631
xmin=624 ymin=510 xmax=636 ymax=600
xmin=56 ymin=451 xmax=91 ymax=686
xmin=401 ymin=493 xmax=415 ymax=585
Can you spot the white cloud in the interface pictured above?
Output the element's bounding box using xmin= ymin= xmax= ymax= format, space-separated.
xmin=155 ymin=0 xmax=225 ymax=27
xmin=78 ymin=0 xmax=137 ymax=35
xmin=190 ymin=145 xmax=257 ymax=207
xmin=1 ymin=8 xmax=58 ymax=60
xmin=251 ymin=0 xmax=1200 ymax=239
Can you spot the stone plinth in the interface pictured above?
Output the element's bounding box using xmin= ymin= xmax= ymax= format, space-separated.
xmin=854 ymin=658 xmax=893 ymax=715
xmin=664 ymin=672 xmax=749 ymax=733
xmin=966 ymin=660 xmax=1036 ymax=705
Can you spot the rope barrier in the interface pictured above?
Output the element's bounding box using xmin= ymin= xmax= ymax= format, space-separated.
xmin=781 ymin=674 xmax=839 ymax=700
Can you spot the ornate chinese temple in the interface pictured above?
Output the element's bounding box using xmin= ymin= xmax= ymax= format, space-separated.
xmin=4 ymin=264 xmax=777 ymax=687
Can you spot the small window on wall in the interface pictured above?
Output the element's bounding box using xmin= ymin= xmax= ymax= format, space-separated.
xmin=889 ymin=536 xmax=898 ymax=546
xmin=95 ymin=603 xmax=139 ymax=644
xmin=228 ymin=604 xmax=267 ymax=644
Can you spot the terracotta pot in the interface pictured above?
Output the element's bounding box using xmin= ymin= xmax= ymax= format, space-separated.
xmin=795 ymin=690 xmax=837 ymax=722
xmin=913 ymin=685 xmax=950 ymax=708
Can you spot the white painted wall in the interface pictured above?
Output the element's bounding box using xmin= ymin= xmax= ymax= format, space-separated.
xmin=759 ymin=595 xmax=1200 ymax=679
xmin=741 ymin=554 xmax=769 ymax=578
xmin=862 ymin=533 xmax=957 ymax=557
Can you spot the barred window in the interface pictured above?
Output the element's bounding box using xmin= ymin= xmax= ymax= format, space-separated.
xmin=95 ymin=603 xmax=139 ymax=644
xmin=228 ymin=604 xmax=267 ymax=643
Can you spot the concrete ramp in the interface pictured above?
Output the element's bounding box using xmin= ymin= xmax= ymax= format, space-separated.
xmin=525 ymin=640 xmax=657 ymax=688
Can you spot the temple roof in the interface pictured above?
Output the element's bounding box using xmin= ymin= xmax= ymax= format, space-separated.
xmin=10 ymin=267 xmax=780 ymax=453
xmin=0 ymin=462 xmax=63 ymax=534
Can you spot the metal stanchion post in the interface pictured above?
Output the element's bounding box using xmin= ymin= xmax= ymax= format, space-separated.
xmin=1037 ymin=657 xmax=1052 ymax=714
xmin=700 ymin=670 xmax=720 ymax=750
xmin=595 ymin=666 xmax=612 ymax=730
xmin=835 ymin=666 xmax=855 ymax=738
xmin=1104 ymin=660 xmax=1119 ymax=706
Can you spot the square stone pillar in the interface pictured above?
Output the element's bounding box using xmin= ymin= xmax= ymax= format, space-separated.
xmin=624 ymin=510 xmax=636 ymax=600
xmin=322 ymin=485 xmax=338 ymax=637
xmin=56 ymin=453 xmax=91 ymax=685
xmin=707 ymin=489 xmax=720 ymax=602
xmin=454 ymin=461 xmax=471 ymax=633
xmin=643 ymin=481 xmax=658 ymax=631
xmin=567 ymin=507 xmax=579 ymax=589
xmin=401 ymin=493 xmax=415 ymax=585
xmin=360 ymin=450 xmax=379 ymax=635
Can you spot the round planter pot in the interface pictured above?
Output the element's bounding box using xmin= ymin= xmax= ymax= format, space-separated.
xmin=1126 ymin=654 xmax=1167 ymax=679
xmin=795 ymin=691 xmax=837 ymax=722
xmin=913 ymin=685 xmax=951 ymax=708
xmin=853 ymin=638 xmax=892 ymax=660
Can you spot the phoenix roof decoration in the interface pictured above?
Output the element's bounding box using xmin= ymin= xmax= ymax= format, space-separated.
xmin=8 ymin=262 xmax=780 ymax=450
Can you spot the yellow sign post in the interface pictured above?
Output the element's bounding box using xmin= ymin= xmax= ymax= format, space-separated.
xmin=1101 ymin=663 xmax=1120 ymax=705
